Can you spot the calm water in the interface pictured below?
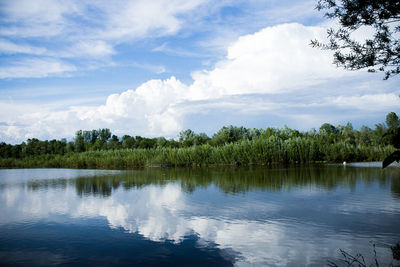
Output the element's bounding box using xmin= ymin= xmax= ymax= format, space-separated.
xmin=0 ymin=164 xmax=399 ymax=266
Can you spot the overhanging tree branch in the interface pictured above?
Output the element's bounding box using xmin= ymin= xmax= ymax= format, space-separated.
xmin=312 ymin=0 xmax=400 ymax=79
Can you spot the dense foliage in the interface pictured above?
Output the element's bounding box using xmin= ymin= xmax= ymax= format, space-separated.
xmin=311 ymin=0 xmax=400 ymax=79
xmin=0 ymin=113 xmax=398 ymax=168
xmin=383 ymin=112 xmax=400 ymax=167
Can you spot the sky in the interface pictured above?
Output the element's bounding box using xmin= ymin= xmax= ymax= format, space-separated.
xmin=0 ymin=0 xmax=399 ymax=144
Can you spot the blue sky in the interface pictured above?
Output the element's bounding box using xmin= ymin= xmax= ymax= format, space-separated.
xmin=0 ymin=0 xmax=399 ymax=143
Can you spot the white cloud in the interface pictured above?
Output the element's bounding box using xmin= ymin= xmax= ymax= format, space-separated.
xmin=328 ymin=93 xmax=400 ymax=111
xmin=0 ymin=0 xmax=207 ymax=76
xmin=0 ymin=0 xmax=79 ymax=38
xmin=0 ymin=23 xmax=399 ymax=143
xmin=0 ymin=77 xmax=188 ymax=141
xmin=0 ymin=0 xmax=206 ymax=50
xmin=1 ymin=0 xmax=78 ymax=24
xmin=0 ymin=39 xmax=47 ymax=55
xmin=188 ymin=23 xmax=350 ymax=100
xmin=69 ymin=40 xmax=115 ymax=58
xmin=129 ymin=62 xmax=167 ymax=74
xmin=0 ymin=0 xmax=330 ymax=78
xmin=1 ymin=171 xmax=398 ymax=265
xmin=78 ymin=76 xmax=188 ymax=134
xmin=0 ymin=58 xmax=76 ymax=79
xmin=93 ymin=0 xmax=206 ymax=41
xmin=0 ymin=180 xmax=299 ymax=265
xmin=152 ymin=42 xmax=206 ymax=58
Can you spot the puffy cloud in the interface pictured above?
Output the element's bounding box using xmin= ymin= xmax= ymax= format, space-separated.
xmin=188 ymin=23 xmax=350 ymax=100
xmin=0 ymin=0 xmax=330 ymax=79
xmin=0 ymin=177 xmax=316 ymax=265
xmin=76 ymin=76 xmax=188 ymax=134
xmin=0 ymin=23 xmax=399 ymax=143
xmin=0 ymin=77 xmax=188 ymax=141
xmin=1 ymin=169 xmax=398 ymax=265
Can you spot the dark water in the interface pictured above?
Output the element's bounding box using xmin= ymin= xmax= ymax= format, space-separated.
xmin=0 ymin=164 xmax=399 ymax=266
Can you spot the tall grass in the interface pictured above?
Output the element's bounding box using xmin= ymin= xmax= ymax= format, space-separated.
xmin=0 ymin=137 xmax=394 ymax=169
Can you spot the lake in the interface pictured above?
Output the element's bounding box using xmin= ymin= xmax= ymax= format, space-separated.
xmin=0 ymin=164 xmax=399 ymax=266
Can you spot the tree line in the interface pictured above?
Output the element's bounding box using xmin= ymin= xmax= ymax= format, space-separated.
xmin=0 ymin=112 xmax=399 ymax=167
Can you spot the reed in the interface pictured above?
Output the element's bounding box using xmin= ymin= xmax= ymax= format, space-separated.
xmin=0 ymin=136 xmax=393 ymax=169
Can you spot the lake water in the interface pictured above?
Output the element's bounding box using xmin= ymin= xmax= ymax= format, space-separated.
xmin=0 ymin=164 xmax=399 ymax=266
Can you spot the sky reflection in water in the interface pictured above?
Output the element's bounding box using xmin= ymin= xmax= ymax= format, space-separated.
xmin=0 ymin=165 xmax=399 ymax=266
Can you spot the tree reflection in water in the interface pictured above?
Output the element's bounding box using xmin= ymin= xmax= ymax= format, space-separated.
xmin=1 ymin=165 xmax=398 ymax=266
xmin=23 ymin=164 xmax=400 ymax=199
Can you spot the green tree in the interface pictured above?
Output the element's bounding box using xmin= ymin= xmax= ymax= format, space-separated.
xmin=156 ymin=137 xmax=168 ymax=148
xmin=108 ymin=135 xmax=121 ymax=150
xmin=311 ymin=0 xmax=400 ymax=79
xmin=195 ymin=133 xmax=210 ymax=145
xmin=340 ymin=122 xmax=356 ymax=144
xmin=179 ymin=129 xmax=196 ymax=147
xmin=386 ymin=111 xmax=400 ymax=129
xmin=0 ymin=142 xmax=12 ymax=158
xmin=372 ymin=123 xmax=387 ymax=145
xmin=26 ymin=138 xmax=40 ymax=156
xmin=99 ymin=128 xmax=111 ymax=142
xmin=74 ymin=130 xmax=85 ymax=153
xmin=92 ymin=139 xmax=105 ymax=151
xmin=319 ymin=123 xmax=338 ymax=135
xmin=245 ymin=128 xmax=261 ymax=140
xmin=90 ymin=130 xmax=99 ymax=144
xmin=122 ymin=135 xmax=136 ymax=149
xmin=135 ymin=136 xmax=156 ymax=149
xmin=212 ymin=125 xmax=247 ymax=145
xmin=383 ymin=112 xmax=400 ymax=167
xmin=82 ymin=131 xmax=92 ymax=144
xmin=66 ymin=141 xmax=75 ymax=153
xmin=359 ymin=125 xmax=372 ymax=145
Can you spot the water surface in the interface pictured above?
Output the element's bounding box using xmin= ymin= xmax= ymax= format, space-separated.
xmin=0 ymin=165 xmax=399 ymax=266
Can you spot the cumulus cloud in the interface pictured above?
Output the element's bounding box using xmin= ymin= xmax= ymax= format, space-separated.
xmin=188 ymin=23 xmax=350 ymax=100
xmin=1 ymin=170 xmax=398 ymax=265
xmin=0 ymin=0 xmax=333 ymax=79
xmin=0 ymin=23 xmax=399 ymax=143
xmin=0 ymin=182 xmax=332 ymax=265
xmin=77 ymin=77 xmax=187 ymax=132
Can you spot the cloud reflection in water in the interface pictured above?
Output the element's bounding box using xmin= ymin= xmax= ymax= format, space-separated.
xmin=0 ymin=166 xmax=399 ymax=266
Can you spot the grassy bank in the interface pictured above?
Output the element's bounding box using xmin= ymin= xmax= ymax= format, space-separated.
xmin=0 ymin=137 xmax=394 ymax=169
